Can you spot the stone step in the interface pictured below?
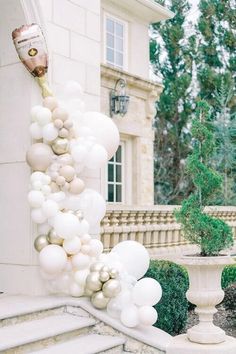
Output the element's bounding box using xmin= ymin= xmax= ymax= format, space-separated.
xmin=32 ymin=334 xmax=126 ymax=354
xmin=0 ymin=313 xmax=96 ymax=353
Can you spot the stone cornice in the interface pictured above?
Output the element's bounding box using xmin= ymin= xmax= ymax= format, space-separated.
xmin=101 ymin=64 xmax=163 ymax=96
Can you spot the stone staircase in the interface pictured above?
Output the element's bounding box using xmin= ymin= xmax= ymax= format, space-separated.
xmin=0 ymin=295 xmax=172 ymax=353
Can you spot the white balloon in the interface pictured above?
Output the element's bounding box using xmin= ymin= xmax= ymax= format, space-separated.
xmin=69 ymin=282 xmax=84 ymax=297
xmin=53 ymin=212 xmax=80 ymax=239
xmin=31 ymin=208 xmax=47 ymax=224
xmin=77 ymin=219 xmax=90 ymax=236
xmin=81 ymin=112 xmax=120 ymax=159
xmin=30 ymin=171 xmax=47 ymax=183
xmin=64 ymin=258 xmax=73 ymax=272
xmin=89 ymin=239 xmax=103 ymax=257
xmin=39 ymin=245 xmax=67 ymax=274
xmin=34 ymin=107 xmax=52 ymax=126
xmin=32 ymin=180 xmax=43 ymax=190
xmin=132 ymin=278 xmax=162 ymax=306
xmin=71 ymin=144 xmax=88 ymax=163
xmin=62 ymin=81 xmax=83 ymax=99
xmin=30 ymin=122 xmax=43 ymax=139
xmin=112 ymin=241 xmax=150 ymax=280
xmin=74 ymin=269 xmax=89 ymax=286
xmin=31 ymin=105 xmax=43 ymax=121
xmin=48 ymin=191 xmax=66 ymax=203
xmin=81 ymin=233 xmax=92 ymax=244
xmin=107 ymin=289 xmax=132 ymax=319
xmin=43 ymin=123 xmax=58 ymax=141
xmin=41 ymin=185 xmax=51 ymax=196
xmin=28 ymin=190 xmax=45 ymax=208
xmin=75 ymin=126 xmax=93 ymax=138
xmin=71 ymin=253 xmax=91 ymax=269
xmin=138 ymin=306 xmax=158 ymax=326
xmin=63 ymin=236 xmax=81 ymax=255
xmin=120 ymin=305 xmax=139 ymax=328
xmin=54 ymin=272 xmax=71 ymax=294
xmin=86 ymin=144 xmax=108 ymax=170
xmin=42 ymin=200 xmax=59 ymax=218
xmin=72 ymin=189 xmax=106 ymax=227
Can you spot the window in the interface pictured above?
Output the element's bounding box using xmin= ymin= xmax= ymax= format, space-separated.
xmin=105 ymin=14 xmax=127 ymax=70
xmin=107 ymin=144 xmax=124 ymax=203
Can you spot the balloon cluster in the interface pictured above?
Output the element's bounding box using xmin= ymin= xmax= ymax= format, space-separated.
xmin=27 ymin=81 xmax=162 ymax=329
xmin=85 ymin=262 xmax=121 ymax=309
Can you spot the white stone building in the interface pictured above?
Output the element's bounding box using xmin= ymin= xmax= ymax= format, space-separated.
xmin=0 ymin=0 xmax=173 ymax=295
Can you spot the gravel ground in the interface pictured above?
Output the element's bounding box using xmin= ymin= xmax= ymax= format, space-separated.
xmin=184 ymin=304 xmax=236 ymax=338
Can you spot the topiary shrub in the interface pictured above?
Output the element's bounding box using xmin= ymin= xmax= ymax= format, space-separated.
xmin=223 ymin=283 xmax=236 ymax=310
xmin=144 ymin=259 xmax=189 ymax=335
xmin=175 ymin=101 xmax=234 ymax=256
xmin=221 ymin=264 xmax=236 ymax=289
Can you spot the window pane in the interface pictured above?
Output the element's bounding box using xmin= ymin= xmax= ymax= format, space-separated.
xmin=110 ymin=156 xmax=114 ymax=162
xmin=107 ymin=33 xmax=114 ymax=49
xmin=116 ymin=146 xmax=122 ymax=162
xmin=115 ymin=52 xmax=123 ymax=66
xmin=108 ymin=164 xmax=114 ymax=182
xmin=106 ymin=19 xmax=114 ymax=33
xmin=116 ymin=165 xmax=122 ymax=182
xmin=116 ymin=37 xmax=123 ymax=52
xmin=108 ymin=184 xmax=114 ymax=202
xmin=106 ymin=48 xmax=114 ymax=63
xmin=116 ymin=185 xmax=122 ymax=202
xmin=115 ymin=22 xmax=123 ymax=37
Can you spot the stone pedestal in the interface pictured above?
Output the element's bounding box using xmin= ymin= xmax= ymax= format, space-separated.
xmin=167 ymin=334 xmax=236 ymax=354
xmin=179 ymin=255 xmax=234 ymax=344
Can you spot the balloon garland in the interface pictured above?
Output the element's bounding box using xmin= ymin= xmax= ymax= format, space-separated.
xmin=12 ymin=23 xmax=162 ymax=328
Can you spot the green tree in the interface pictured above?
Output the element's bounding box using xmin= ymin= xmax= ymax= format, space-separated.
xmin=151 ymin=0 xmax=195 ymax=204
xmin=210 ymin=82 xmax=236 ymax=205
xmin=197 ymin=1 xmax=236 ymax=205
xmin=175 ymin=101 xmax=234 ymax=256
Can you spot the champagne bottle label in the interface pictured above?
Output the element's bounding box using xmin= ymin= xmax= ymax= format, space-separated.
xmin=12 ymin=24 xmax=48 ymax=77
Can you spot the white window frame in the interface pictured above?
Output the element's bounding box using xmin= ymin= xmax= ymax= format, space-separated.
xmin=101 ymin=137 xmax=132 ymax=205
xmin=103 ymin=12 xmax=128 ymax=71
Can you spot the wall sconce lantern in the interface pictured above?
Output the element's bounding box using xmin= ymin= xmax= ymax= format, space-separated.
xmin=110 ymin=78 xmax=129 ymax=117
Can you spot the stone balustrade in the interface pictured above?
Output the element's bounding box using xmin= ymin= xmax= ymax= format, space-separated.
xmin=100 ymin=205 xmax=236 ymax=258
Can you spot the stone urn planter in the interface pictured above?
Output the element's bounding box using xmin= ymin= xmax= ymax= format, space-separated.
xmin=179 ymin=255 xmax=234 ymax=345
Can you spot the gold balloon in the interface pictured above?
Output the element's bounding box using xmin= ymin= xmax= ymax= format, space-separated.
xmin=90 ymin=262 xmax=104 ymax=272
xmin=47 ymin=229 xmax=64 ymax=245
xmin=99 ymin=271 xmax=110 ymax=282
xmin=109 ymin=268 xmax=119 ymax=279
xmin=34 ymin=234 xmax=49 ymax=252
xmin=86 ymin=272 xmax=102 ymax=291
xmin=102 ymin=279 xmax=121 ymax=298
xmin=91 ymin=291 xmax=110 ymax=309
xmin=51 ymin=138 xmax=69 ymax=155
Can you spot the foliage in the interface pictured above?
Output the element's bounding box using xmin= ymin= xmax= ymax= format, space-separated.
xmin=209 ymin=82 xmax=236 ymax=205
xmin=197 ymin=1 xmax=236 ymax=205
xmin=151 ymin=0 xmax=195 ymax=204
xmin=223 ymin=283 xmax=236 ymax=310
xmin=221 ymin=264 xmax=236 ymax=289
xmin=175 ymin=101 xmax=234 ymax=256
xmin=144 ymin=259 xmax=189 ymax=335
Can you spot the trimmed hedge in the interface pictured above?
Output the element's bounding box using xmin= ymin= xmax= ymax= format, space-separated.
xmin=221 ymin=264 xmax=236 ymax=289
xmin=223 ymin=283 xmax=236 ymax=310
xmin=144 ymin=260 xmax=189 ymax=335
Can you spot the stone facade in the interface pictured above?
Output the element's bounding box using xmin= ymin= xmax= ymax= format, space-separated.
xmin=101 ymin=64 xmax=163 ymax=205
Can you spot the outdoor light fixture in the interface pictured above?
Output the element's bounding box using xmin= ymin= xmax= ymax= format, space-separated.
xmin=110 ymin=78 xmax=129 ymax=117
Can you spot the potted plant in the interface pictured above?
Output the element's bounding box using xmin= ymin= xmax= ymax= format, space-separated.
xmin=175 ymin=100 xmax=235 ymax=344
